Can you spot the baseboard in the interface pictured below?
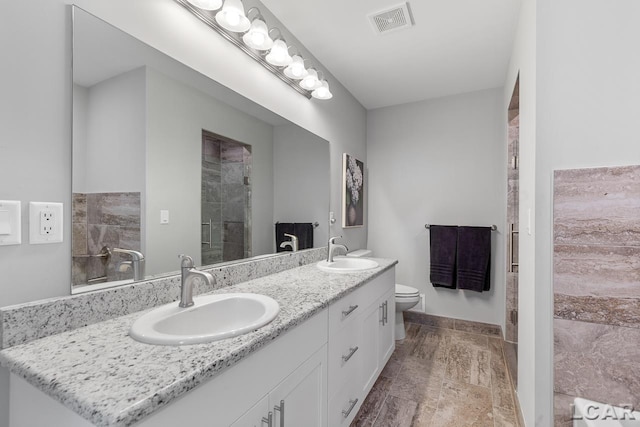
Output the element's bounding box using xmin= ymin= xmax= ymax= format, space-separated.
xmin=403 ymin=311 xmax=502 ymax=337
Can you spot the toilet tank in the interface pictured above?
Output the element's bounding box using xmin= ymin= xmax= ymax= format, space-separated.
xmin=347 ymin=249 xmax=373 ymax=257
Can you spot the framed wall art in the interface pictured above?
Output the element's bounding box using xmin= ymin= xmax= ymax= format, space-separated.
xmin=342 ymin=153 xmax=364 ymax=228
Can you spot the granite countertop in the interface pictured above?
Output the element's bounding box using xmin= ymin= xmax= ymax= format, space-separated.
xmin=0 ymin=259 xmax=397 ymax=427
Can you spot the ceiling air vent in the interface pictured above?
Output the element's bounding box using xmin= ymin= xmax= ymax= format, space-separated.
xmin=368 ymin=3 xmax=414 ymax=35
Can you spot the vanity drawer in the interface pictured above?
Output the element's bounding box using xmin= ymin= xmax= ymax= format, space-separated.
xmin=329 ymin=286 xmax=367 ymax=332
xmin=328 ymin=319 xmax=362 ymax=397
xmin=328 ymin=371 xmax=362 ymax=427
xmin=328 ymin=269 xmax=395 ymax=333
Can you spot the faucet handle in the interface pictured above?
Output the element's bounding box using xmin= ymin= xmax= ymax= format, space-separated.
xmin=179 ymin=254 xmax=195 ymax=268
xmin=284 ymin=233 xmax=298 ymax=241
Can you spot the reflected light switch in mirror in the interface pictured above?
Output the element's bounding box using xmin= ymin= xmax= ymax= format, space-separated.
xmin=160 ymin=210 xmax=170 ymax=224
xmin=0 ymin=200 xmax=21 ymax=246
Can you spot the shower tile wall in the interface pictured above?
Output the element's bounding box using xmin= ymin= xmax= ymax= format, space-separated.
xmin=201 ymin=134 xmax=252 ymax=265
xmin=553 ymin=165 xmax=640 ymax=426
xmin=220 ymin=141 xmax=251 ymax=261
xmin=505 ymin=111 xmax=519 ymax=389
xmin=202 ymin=136 xmax=223 ymax=265
xmin=72 ymin=192 xmax=141 ymax=286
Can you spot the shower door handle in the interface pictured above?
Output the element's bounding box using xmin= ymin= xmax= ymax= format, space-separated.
xmin=508 ymin=223 xmax=519 ymax=272
xmin=201 ymin=219 xmax=212 ymax=249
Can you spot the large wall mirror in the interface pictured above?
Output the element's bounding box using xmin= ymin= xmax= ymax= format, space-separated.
xmin=71 ymin=6 xmax=330 ymax=293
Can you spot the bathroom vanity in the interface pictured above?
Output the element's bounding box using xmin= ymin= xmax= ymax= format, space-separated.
xmin=1 ymin=255 xmax=396 ymax=427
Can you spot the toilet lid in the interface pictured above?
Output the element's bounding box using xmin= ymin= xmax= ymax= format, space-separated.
xmin=395 ymin=284 xmax=419 ymax=296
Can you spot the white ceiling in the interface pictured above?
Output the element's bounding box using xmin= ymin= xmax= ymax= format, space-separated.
xmin=261 ymin=0 xmax=521 ymax=110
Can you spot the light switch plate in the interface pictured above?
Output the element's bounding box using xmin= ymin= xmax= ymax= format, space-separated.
xmin=29 ymin=202 xmax=63 ymax=244
xmin=0 ymin=200 xmax=21 ymax=246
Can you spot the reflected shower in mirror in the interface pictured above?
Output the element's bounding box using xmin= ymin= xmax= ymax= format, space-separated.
xmin=71 ymin=6 xmax=329 ymax=293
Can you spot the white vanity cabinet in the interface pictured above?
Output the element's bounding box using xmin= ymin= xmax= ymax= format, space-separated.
xmin=327 ymin=268 xmax=395 ymax=426
xmin=8 ymin=265 xmax=396 ymax=427
xmin=232 ymin=346 xmax=327 ymax=427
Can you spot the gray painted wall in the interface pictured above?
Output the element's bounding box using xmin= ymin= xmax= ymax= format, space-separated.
xmin=146 ymin=68 xmax=274 ymax=275
xmin=367 ymin=88 xmax=507 ymax=328
xmin=76 ymin=68 xmax=146 ymax=194
xmin=273 ymin=124 xmax=330 ymax=251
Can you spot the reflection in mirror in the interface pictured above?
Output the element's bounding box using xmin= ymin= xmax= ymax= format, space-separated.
xmin=71 ymin=6 xmax=329 ymax=293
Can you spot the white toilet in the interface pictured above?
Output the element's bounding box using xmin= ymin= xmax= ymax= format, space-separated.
xmin=347 ymin=249 xmax=421 ymax=340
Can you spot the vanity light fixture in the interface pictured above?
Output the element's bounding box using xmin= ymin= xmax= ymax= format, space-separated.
xmin=265 ymin=37 xmax=293 ymax=67
xmin=284 ymin=54 xmax=308 ymax=80
xmin=175 ymin=0 xmax=333 ymax=100
xmin=312 ymin=80 xmax=333 ymax=100
xmin=215 ymin=0 xmax=250 ymax=32
xmin=242 ymin=11 xmax=273 ymax=50
xmin=300 ymin=68 xmax=322 ymax=91
xmin=186 ymin=0 xmax=222 ymax=11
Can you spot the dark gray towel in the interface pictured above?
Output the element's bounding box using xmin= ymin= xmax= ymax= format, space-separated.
xmin=294 ymin=223 xmax=314 ymax=250
xmin=275 ymin=223 xmax=294 ymax=252
xmin=429 ymin=225 xmax=458 ymax=289
xmin=456 ymin=226 xmax=492 ymax=292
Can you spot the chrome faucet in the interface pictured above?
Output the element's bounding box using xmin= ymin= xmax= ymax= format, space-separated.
xmin=179 ymin=255 xmax=215 ymax=308
xmin=327 ymin=236 xmax=348 ymax=263
xmin=280 ymin=233 xmax=299 ymax=252
xmin=112 ymin=248 xmax=145 ymax=281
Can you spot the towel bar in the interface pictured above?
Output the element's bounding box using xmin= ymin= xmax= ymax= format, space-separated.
xmin=424 ymin=224 xmax=498 ymax=231
xmin=275 ymin=221 xmax=321 ymax=228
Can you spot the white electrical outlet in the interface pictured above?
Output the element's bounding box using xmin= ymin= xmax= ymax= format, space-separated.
xmin=30 ymin=202 xmax=63 ymax=244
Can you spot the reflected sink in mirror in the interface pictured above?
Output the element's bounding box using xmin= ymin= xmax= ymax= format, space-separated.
xmin=129 ymin=293 xmax=279 ymax=345
xmin=316 ymin=257 xmax=379 ymax=273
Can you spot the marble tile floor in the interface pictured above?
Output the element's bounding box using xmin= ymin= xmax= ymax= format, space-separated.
xmin=351 ymin=322 xmax=521 ymax=427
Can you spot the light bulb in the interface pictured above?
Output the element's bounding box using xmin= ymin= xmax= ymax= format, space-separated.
xmin=215 ymin=0 xmax=250 ymax=32
xmin=187 ymin=0 xmax=222 ymax=10
xmin=300 ymin=69 xmax=320 ymax=90
xmin=251 ymin=32 xmax=264 ymax=45
xmin=242 ymin=18 xmax=273 ymax=50
xmin=312 ymin=80 xmax=333 ymax=100
xmin=225 ymin=11 xmax=240 ymax=26
xmin=265 ymin=39 xmax=292 ymax=66
xmin=284 ymin=55 xmax=309 ymax=80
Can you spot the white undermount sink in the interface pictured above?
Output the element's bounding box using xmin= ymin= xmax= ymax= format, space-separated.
xmin=129 ymin=293 xmax=280 ymax=345
xmin=316 ymin=256 xmax=379 ymax=273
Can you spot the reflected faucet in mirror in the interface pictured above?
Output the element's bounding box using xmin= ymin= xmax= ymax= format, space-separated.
xmin=327 ymin=236 xmax=348 ymax=263
xmin=280 ymin=233 xmax=299 ymax=252
xmin=112 ymin=248 xmax=145 ymax=281
xmin=179 ymin=255 xmax=216 ymax=308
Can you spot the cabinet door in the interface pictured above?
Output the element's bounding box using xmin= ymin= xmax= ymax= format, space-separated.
xmin=360 ymin=299 xmax=383 ymax=394
xmin=231 ymin=395 xmax=270 ymax=427
xmin=378 ymin=289 xmax=395 ymax=366
xmin=269 ymin=345 xmax=327 ymax=427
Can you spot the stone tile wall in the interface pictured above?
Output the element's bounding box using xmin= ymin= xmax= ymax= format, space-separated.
xmin=553 ymin=165 xmax=640 ymax=425
xmin=72 ymin=192 xmax=141 ymax=286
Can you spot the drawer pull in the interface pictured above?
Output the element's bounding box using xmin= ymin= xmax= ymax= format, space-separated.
xmin=274 ymin=400 xmax=284 ymax=427
xmin=383 ymin=301 xmax=388 ymax=325
xmin=262 ymin=411 xmax=273 ymax=427
xmin=342 ymin=398 xmax=359 ymax=418
xmin=342 ymin=346 xmax=359 ymax=363
xmin=341 ymin=304 xmax=359 ymax=318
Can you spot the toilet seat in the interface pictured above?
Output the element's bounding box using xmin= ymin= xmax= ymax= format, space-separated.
xmin=395 ymin=284 xmax=419 ymax=298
